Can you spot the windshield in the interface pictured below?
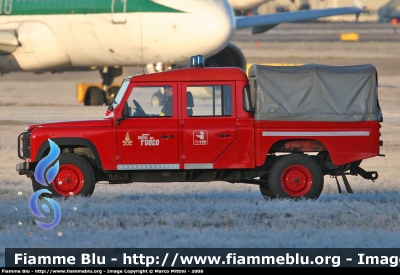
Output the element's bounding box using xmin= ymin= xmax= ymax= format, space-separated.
xmin=111 ymin=80 xmax=130 ymax=110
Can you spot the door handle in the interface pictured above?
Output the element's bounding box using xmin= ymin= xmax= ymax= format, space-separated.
xmin=217 ymin=133 xmax=231 ymax=138
xmin=160 ymin=135 xmax=174 ymax=138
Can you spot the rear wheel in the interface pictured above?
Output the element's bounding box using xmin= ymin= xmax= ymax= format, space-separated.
xmin=259 ymin=184 xmax=273 ymax=200
xmin=84 ymin=86 xmax=104 ymax=106
xmin=259 ymin=175 xmax=273 ymax=200
xmin=32 ymin=154 xmax=96 ymax=198
xmin=268 ymin=154 xmax=324 ymax=200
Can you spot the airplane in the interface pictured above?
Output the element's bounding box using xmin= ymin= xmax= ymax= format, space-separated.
xmin=229 ymin=0 xmax=365 ymax=15
xmin=378 ymin=0 xmax=400 ymax=22
xmin=0 ymin=0 xmax=367 ymax=106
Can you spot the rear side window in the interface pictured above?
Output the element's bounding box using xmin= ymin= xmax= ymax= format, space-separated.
xmin=186 ymin=85 xmax=232 ymax=116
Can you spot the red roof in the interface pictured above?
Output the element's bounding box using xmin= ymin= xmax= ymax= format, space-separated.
xmin=128 ymin=67 xmax=248 ymax=83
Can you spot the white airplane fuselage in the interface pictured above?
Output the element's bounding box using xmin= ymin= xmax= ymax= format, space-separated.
xmin=228 ymin=0 xmax=270 ymax=11
xmin=0 ymin=0 xmax=365 ymax=106
xmin=0 ymin=0 xmax=235 ymax=72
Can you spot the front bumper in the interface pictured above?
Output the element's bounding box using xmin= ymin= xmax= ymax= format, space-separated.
xmin=16 ymin=162 xmax=33 ymax=176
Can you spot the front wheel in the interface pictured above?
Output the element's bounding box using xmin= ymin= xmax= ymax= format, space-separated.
xmin=268 ymin=154 xmax=324 ymax=200
xmin=32 ymin=154 xmax=96 ymax=197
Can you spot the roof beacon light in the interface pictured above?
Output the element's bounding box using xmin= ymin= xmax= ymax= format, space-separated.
xmin=196 ymin=55 xmax=204 ymax=68
xmin=190 ymin=56 xmax=196 ymax=68
xmin=190 ymin=55 xmax=205 ymax=68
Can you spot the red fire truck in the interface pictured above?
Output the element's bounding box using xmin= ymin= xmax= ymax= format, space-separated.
xmin=17 ymin=56 xmax=383 ymax=200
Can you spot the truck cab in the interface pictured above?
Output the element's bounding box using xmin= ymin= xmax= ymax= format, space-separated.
xmin=110 ymin=61 xmax=254 ymax=172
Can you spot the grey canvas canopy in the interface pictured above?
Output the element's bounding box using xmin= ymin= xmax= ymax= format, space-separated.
xmin=248 ymin=63 xmax=381 ymax=122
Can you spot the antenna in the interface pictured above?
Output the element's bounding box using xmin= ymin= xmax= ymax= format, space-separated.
xmin=140 ymin=6 xmax=145 ymax=74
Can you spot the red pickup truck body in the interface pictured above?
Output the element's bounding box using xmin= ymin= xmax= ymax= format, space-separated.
xmin=17 ymin=59 xmax=382 ymax=200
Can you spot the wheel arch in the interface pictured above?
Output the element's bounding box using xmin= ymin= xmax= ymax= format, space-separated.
xmin=268 ymin=138 xmax=333 ymax=172
xmin=35 ymin=138 xmax=103 ymax=169
xmin=269 ymin=138 xmax=327 ymax=153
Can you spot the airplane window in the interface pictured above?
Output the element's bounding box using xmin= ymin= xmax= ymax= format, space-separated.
xmin=187 ymin=85 xmax=232 ymax=117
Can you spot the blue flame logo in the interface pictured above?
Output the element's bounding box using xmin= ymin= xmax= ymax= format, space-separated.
xmin=29 ymin=139 xmax=62 ymax=230
xmin=34 ymin=139 xmax=60 ymax=186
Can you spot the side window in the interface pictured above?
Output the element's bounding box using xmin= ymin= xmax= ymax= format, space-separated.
xmin=110 ymin=80 xmax=129 ymax=110
xmin=126 ymin=86 xmax=173 ymax=117
xmin=186 ymin=85 xmax=232 ymax=117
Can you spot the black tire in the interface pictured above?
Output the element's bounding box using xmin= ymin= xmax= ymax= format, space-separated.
xmin=258 ymin=175 xmax=273 ymax=200
xmin=32 ymin=154 xmax=96 ymax=198
xmin=268 ymin=154 xmax=324 ymax=200
xmin=84 ymin=86 xmax=104 ymax=106
xmin=259 ymin=184 xmax=273 ymax=200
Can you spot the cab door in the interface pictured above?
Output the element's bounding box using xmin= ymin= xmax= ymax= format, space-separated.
xmin=180 ymin=82 xmax=237 ymax=169
xmin=116 ymin=84 xmax=180 ymax=170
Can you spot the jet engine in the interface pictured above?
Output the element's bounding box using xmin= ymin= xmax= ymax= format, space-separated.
xmin=204 ymin=43 xmax=247 ymax=71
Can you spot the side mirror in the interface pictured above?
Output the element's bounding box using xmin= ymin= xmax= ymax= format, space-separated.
xmin=117 ymin=102 xmax=129 ymax=125
xmin=243 ymin=85 xmax=253 ymax=112
xmin=122 ymin=101 xmax=129 ymax=118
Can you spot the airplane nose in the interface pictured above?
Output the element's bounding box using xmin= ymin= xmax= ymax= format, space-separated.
xmin=190 ymin=0 xmax=235 ymax=57
xmin=140 ymin=0 xmax=235 ymax=64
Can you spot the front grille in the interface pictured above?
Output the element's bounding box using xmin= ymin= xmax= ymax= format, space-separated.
xmin=18 ymin=132 xmax=31 ymax=159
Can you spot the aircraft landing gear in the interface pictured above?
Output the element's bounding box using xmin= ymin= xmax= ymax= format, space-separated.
xmin=84 ymin=86 xmax=104 ymax=106
xmin=83 ymin=66 xmax=122 ymax=106
xmin=100 ymin=66 xmax=123 ymax=105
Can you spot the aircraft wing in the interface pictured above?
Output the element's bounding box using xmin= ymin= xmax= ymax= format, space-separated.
xmin=0 ymin=30 xmax=19 ymax=54
xmin=236 ymin=6 xmax=367 ymax=34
